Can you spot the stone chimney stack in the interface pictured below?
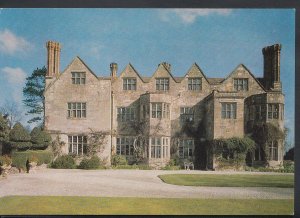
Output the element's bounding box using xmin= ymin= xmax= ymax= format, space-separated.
xmin=110 ymin=63 xmax=118 ymax=78
xmin=262 ymin=44 xmax=281 ymax=90
xmin=46 ymin=41 xmax=61 ymax=77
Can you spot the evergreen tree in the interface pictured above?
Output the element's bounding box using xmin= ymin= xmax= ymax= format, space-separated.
xmin=30 ymin=127 xmax=52 ymax=149
xmin=9 ymin=122 xmax=32 ymax=151
xmin=0 ymin=113 xmax=9 ymax=142
xmin=0 ymin=113 xmax=10 ymax=154
xmin=23 ymin=67 xmax=47 ymax=124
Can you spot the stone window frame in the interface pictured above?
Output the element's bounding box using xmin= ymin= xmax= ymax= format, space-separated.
xmin=71 ymin=72 xmax=86 ymax=85
xmin=221 ymin=102 xmax=237 ymax=119
xmin=150 ymin=137 xmax=169 ymax=159
xmin=255 ymin=104 xmax=266 ymax=121
xmin=233 ymin=78 xmax=248 ymax=91
xmin=254 ymin=145 xmax=264 ymax=161
xmin=180 ymin=107 xmax=194 ymax=122
xmin=267 ymin=103 xmax=279 ymax=120
xmin=68 ymin=135 xmax=88 ymax=156
xmin=116 ymin=136 xmax=134 ymax=156
xmin=151 ymin=102 xmax=170 ymax=119
xmin=67 ymin=102 xmax=86 ymax=118
xmin=268 ymin=141 xmax=278 ymax=161
xmin=156 ymin=78 xmax=169 ymax=91
xmin=188 ymin=77 xmax=202 ymax=91
xmin=117 ymin=107 xmax=136 ymax=122
xmin=123 ymin=78 xmax=137 ymax=90
xmin=178 ymin=139 xmax=194 ymax=159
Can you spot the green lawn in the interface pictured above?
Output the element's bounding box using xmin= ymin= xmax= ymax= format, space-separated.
xmin=0 ymin=196 xmax=294 ymax=215
xmin=158 ymin=174 xmax=294 ymax=188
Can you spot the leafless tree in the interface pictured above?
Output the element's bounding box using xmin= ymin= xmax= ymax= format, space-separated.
xmin=87 ymin=128 xmax=109 ymax=157
xmin=125 ymin=119 xmax=163 ymax=163
xmin=0 ymin=100 xmax=23 ymax=129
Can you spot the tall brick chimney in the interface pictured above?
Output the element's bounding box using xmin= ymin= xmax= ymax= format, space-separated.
xmin=262 ymin=44 xmax=281 ymax=90
xmin=46 ymin=41 xmax=61 ymax=77
xmin=110 ymin=63 xmax=118 ymax=78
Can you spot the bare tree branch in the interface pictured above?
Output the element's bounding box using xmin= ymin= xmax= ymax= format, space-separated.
xmin=0 ymin=100 xmax=23 ymax=129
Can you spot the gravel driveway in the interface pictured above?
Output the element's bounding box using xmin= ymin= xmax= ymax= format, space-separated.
xmin=0 ymin=169 xmax=294 ymax=199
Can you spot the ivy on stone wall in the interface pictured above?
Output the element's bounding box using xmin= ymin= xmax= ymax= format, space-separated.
xmin=210 ymin=136 xmax=255 ymax=169
xmin=251 ymin=123 xmax=285 ymax=161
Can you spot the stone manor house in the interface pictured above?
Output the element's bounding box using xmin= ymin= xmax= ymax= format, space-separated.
xmin=44 ymin=41 xmax=284 ymax=169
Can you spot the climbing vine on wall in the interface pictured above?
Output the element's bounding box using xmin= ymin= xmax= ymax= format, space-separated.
xmin=251 ymin=123 xmax=285 ymax=161
xmin=210 ymin=136 xmax=255 ymax=169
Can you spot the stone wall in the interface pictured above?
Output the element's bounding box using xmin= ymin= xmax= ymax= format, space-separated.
xmin=44 ymin=57 xmax=112 ymax=164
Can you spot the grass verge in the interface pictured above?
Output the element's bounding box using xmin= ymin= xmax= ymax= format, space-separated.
xmin=0 ymin=196 xmax=294 ymax=215
xmin=158 ymin=174 xmax=294 ymax=188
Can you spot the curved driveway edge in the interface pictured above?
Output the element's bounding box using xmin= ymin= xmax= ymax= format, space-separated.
xmin=0 ymin=169 xmax=294 ymax=199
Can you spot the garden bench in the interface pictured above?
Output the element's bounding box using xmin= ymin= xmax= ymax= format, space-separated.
xmin=184 ymin=162 xmax=194 ymax=170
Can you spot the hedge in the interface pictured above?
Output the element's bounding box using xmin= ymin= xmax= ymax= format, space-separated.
xmin=11 ymin=150 xmax=54 ymax=169
xmin=51 ymin=155 xmax=76 ymax=169
xmin=9 ymin=123 xmax=32 ymax=151
xmin=111 ymin=155 xmax=127 ymax=166
xmin=78 ymin=156 xmax=101 ymax=169
xmin=30 ymin=127 xmax=52 ymax=149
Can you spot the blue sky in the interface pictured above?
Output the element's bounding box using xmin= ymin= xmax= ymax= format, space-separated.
xmin=0 ymin=9 xmax=295 ymax=148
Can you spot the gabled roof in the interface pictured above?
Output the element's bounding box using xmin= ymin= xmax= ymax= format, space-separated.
xmin=119 ymin=63 xmax=146 ymax=83
xmin=150 ymin=63 xmax=178 ymax=83
xmin=222 ymin=64 xmax=266 ymax=91
xmin=183 ymin=63 xmax=210 ymax=84
xmin=44 ymin=56 xmax=99 ymax=93
xmin=75 ymin=56 xmax=99 ymax=79
xmin=207 ymin=78 xmax=224 ymax=84
xmin=141 ymin=77 xmax=151 ymax=83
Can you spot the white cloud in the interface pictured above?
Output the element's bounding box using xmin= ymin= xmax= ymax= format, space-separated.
xmin=0 ymin=29 xmax=32 ymax=55
xmin=90 ymin=45 xmax=103 ymax=60
xmin=1 ymin=67 xmax=27 ymax=102
xmin=2 ymin=67 xmax=27 ymax=84
xmin=160 ymin=9 xmax=233 ymax=24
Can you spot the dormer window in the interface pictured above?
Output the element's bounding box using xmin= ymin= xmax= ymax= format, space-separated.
xmin=188 ymin=78 xmax=202 ymax=91
xmin=156 ymin=78 xmax=169 ymax=91
xmin=72 ymin=72 xmax=86 ymax=84
xmin=123 ymin=78 xmax=136 ymax=90
xmin=234 ymin=78 xmax=248 ymax=91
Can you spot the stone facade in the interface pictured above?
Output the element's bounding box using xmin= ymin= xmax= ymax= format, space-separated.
xmin=44 ymin=41 xmax=285 ymax=169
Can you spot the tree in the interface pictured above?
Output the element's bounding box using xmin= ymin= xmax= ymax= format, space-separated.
xmin=9 ymin=122 xmax=32 ymax=151
xmin=0 ymin=113 xmax=10 ymax=154
xmin=23 ymin=67 xmax=47 ymax=124
xmin=30 ymin=127 xmax=52 ymax=150
xmin=87 ymin=128 xmax=108 ymax=157
xmin=284 ymin=147 xmax=294 ymax=161
xmin=127 ymin=119 xmax=163 ymax=164
xmin=0 ymin=100 xmax=23 ymax=129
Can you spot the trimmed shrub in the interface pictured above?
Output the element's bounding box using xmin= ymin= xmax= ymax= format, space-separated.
xmin=111 ymin=154 xmax=127 ymax=166
xmin=30 ymin=127 xmax=52 ymax=150
xmin=283 ymin=160 xmax=294 ymax=173
xmin=9 ymin=122 xmax=32 ymax=151
xmin=11 ymin=150 xmax=54 ymax=169
xmin=78 ymin=156 xmax=101 ymax=169
xmin=51 ymin=155 xmax=76 ymax=169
